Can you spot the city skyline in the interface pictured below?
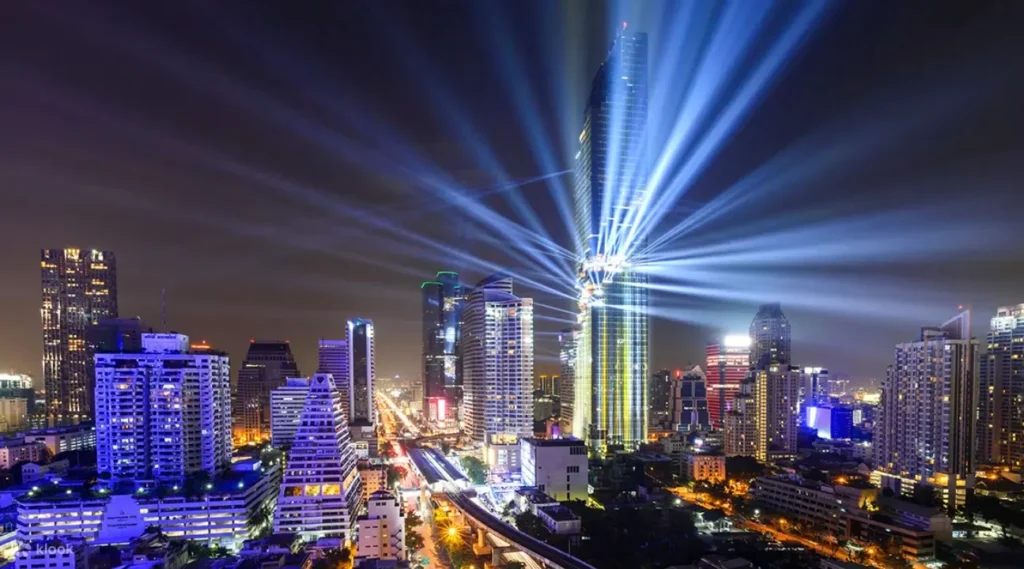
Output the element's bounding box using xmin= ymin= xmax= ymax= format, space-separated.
xmin=3 ymin=2 xmax=1024 ymax=392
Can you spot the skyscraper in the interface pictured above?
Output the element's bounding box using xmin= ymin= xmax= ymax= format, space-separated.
xmin=463 ymin=275 xmax=533 ymax=468
xmin=673 ymin=366 xmax=710 ymax=432
xmin=978 ymin=304 xmax=1024 ymax=470
xmin=751 ymin=367 xmax=800 ymax=461
xmin=877 ymin=311 xmax=978 ymax=510
xmin=318 ymin=339 xmax=348 ymax=414
xmin=347 ymin=318 xmax=377 ymax=457
xmin=749 ymin=303 xmax=791 ymax=370
xmin=234 ymin=340 xmax=300 ymax=444
xmin=41 ymin=248 xmax=118 ymax=420
xmin=573 ymin=26 xmax=650 ymax=457
xmin=270 ymin=377 xmax=311 ymax=448
xmin=421 ymin=272 xmax=464 ymax=422
xmin=648 ymin=370 xmax=674 ymax=432
xmin=557 ymin=329 xmax=576 ymax=434
xmin=274 ymin=373 xmax=363 ymax=541
xmin=95 ymin=333 xmax=231 ymax=484
xmin=706 ymin=336 xmax=751 ymax=429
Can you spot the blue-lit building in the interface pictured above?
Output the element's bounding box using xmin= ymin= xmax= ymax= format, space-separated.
xmin=421 ymin=271 xmax=465 ymax=422
xmin=573 ymin=26 xmax=650 ymax=457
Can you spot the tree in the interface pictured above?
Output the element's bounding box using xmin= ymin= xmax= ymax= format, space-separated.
xmin=514 ymin=512 xmax=550 ymax=541
xmin=381 ymin=444 xmax=397 ymax=460
xmin=406 ymin=530 xmax=425 ymax=552
xmin=502 ymin=562 xmax=526 ymax=569
xmin=725 ymin=456 xmax=766 ymax=480
xmin=501 ymin=500 xmax=518 ymax=521
xmin=910 ymin=484 xmax=942 ymax=508
xmin=460 ymin=455 xmax=487 ymax=485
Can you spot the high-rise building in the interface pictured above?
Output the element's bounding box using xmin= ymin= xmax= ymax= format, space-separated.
xmin=573 ymin=28 xmax=650 ymax=457
xmin=978 ymin=304 xmax=1024 ymax=469
xmin=234 ymin=341 xmax=300 ymax=444
xmin=724 ymin=377 xmax=757 ymax=457
xmin=749 ymin=303 xmax=791 ymax=370
xmin=752 ymin=367 xmax=801 ymax=462
xmin=41 ymin=248 xmax=118 ymax=420
xmin=274 ymin=373 xmax=363 ymax=541
xmin=421 ymin=273 xmax=465 ymax=420
xmin=648 ymin=370 xmax=674 ymax=432
xmin=798 ymin=366 xmax=829 ymax=416
xmin=877 ymin=311 xmax=978 ymax=510
xmin=347 ymin=319 xmax=377 ymax=458
xmin=673 ymin=366 xmax=710 ymax=432
xmin=706 ymin=336 xmax=751 ymax=429
xmin=95 ymin=333 xmax=231 ymax=484
xmin=463 ymin=275 xmax=533 ymax=469
xmin=318 ymin=339 xmax=348 ymax=413
xmin=270 ymin=377 xmax=311 ymax=448
xmin=558 ymin=329 xmax=576 ymax=434
xmin=0 ymin=373 xmax=36 ymax=429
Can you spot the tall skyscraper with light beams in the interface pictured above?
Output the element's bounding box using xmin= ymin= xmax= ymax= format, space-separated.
xmin=573 ymin=26 xmax=650 ymax=457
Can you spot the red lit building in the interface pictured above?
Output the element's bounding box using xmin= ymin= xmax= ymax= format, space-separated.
xmin=706 ymin=336 xmax=751 ymax=428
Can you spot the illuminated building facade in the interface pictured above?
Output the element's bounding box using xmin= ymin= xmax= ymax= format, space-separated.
xmin=317 ymin=339 xmax=348 ymax=413
xmin=706 ymin=336 xmax=751 ymax=429
xmin=274 ymin=373 xmax=363 ymax=541
xmin=573 ymin=27 xmax=650 ymax=457
xmin=798 ymin=366 xmax=829 ymax=417
xmin=95 ymin=333 xmax=231 ymax=484
xmin=347 ymin=318 xmax=377 ymax=458
xmin=558 ymin=329 xmax=576 ymax=434
xmin=270 ymin=377 xmax=311 ymax=448
xmin=673 ymin=366 xmax=710 ymax=432
xmin=724 ymin=377 xmax=756 ymax=457
xmin=233 ymin=341 xmax=300 ymax=444
xmin=877 ymin=311 xmax=978 ymax=510
xmin=463 ymin=275 xmax=533 ymax=466
xmin=648 ymin=369 xmax=674 ymax=432
xmin=421 ymin=272 xmax=464 ymax=421
xmin=0 ymin=373 xmax=35 ymax=431
xmin=752 ymin=367 xmax=800 ymax=461
xmin=41 ymin=248 xmax=118 ymax=420
xmin=749 ymin=303 xmax=791 ymax=370
xmin=978 ymin=304 xmax=1024 ymax=470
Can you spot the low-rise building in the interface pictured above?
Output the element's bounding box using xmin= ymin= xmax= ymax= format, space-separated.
xmin=357 ymin=463 xmax=388 ymax=503
xmin=355 ymin=490 xmax=405 ymax=566
xmin=0 ymin=442 xmax=47 ymax=469
xmin=24 ymin=424 xmax=96 ymax=455
xmin=751 ymin=475 xmax=877 ymax=534
xmin=17 ymin=462 xmax=280 ymax=551
xmin=16 ymin=536 xmax=88 ymax=569
xmin=535 ymin=505 xmax=581 ymax=535
xmin=519 ymin=438 xmax=587 ymax=502
xmin=683 ymin=451 xmax=726 ymax=483
xmin=20 ymin=460 xmax=71 ymax=485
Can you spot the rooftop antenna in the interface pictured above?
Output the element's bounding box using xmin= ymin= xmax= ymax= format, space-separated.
xmin=161 ymin=287 xmax=167 ymax=330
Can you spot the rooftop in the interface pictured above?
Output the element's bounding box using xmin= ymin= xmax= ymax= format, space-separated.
xmin=521 ymin=437 xmax=585 ymax=448
xmin=537 ymin=505 xmax=578 ymax=522
xmin=515 ymin=487 xmax=557 ymax=504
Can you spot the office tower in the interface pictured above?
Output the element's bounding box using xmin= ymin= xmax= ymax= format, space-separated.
xmin=318 ymin=339 xmax=348 ymax=412
xmin=234 ymin=341 xmax=300 ymax=444
xmin=558 ymin=329 xmax=576 ymax=434
xmin=877 ymin=311 xmax=978 ymax=510
xmin=347 ymin=319 xmax=377 ymax=458
xmin=648 ymin=370 xmax=674 ymax=432
xmin=275 ymin=373 xmax=363 ymax=541
xmin=978 ymin=304 xmax=1024 ymax=469
xmin=0 ymin=373 xmax=35 ymax=429
xmin=749 ymin=303 xmax=791 ymax=370
xmin=41 ymin=248 xmax=118 ymax=420
xmin=752 ymin=367 xmax=800 ymax=461
xmin=673 ymin=366 xmax=710 ymax=432
xmin=724 ymin=377 xmax=756 ymax=457
xmin=572 ymin=25 xmax=649 ymax=458
xmin=95 ymin=333 xmax=231 ymax=484
xmin=798 ymin=367 xmax=829 ymax=415
xmin=421 ymin=272 xmax=465 ymax=421
xmin=270 ymin=377 xmax=311 ymax=448
xmin=463 ymin=275 xmax=533 ymax=466
xmin=706 ymin=336 xmax=751 ymax=428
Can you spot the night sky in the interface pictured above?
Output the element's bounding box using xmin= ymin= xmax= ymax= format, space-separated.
xmin=3 ymin=1 xmax=1024 ymax=389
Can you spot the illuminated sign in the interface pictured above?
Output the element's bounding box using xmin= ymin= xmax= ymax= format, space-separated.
xmin=723 ymin=335 xmax=751 ymax=348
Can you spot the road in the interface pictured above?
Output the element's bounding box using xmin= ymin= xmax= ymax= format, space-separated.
xmin=377 ymin=392 xmax=421 ymax=436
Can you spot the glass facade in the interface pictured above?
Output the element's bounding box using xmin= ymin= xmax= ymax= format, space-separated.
xmin=421 ymin=272 xmax=464 ymax=419
xmin=574 ymin=29 xmax=650 ymax=457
